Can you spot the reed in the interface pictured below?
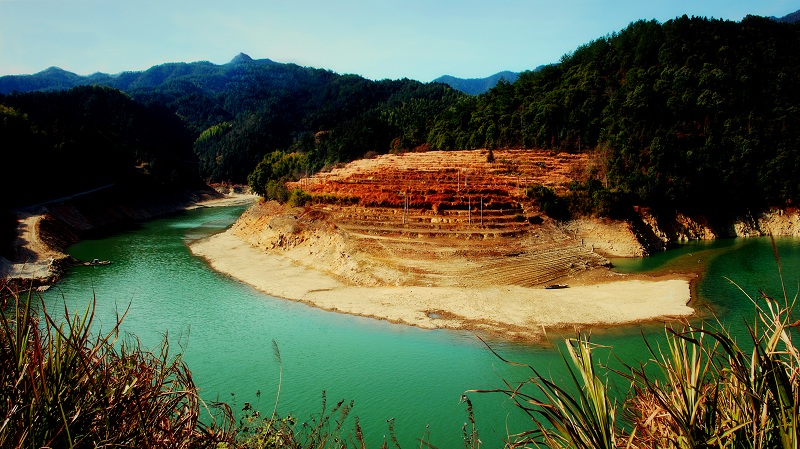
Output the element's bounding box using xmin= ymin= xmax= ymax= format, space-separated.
xmin=1 ymin=280 xmax=477 ymax=448
xmin=471 ymin=257 xmax=800 ymax=448
xmin=469 ymin=335 xmax=617 ymax=449
xmin=9 ymin=259 xmax=796 ymax=448
xmin=0 ymin=283 xmax=230 ymax=448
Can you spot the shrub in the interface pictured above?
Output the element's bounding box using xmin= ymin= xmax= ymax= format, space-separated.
xmin=311 ymin=193 xmax=360 ymax=206
xmin=248 ymin=150 xmax=308 ymax=198
xmin=526 ymin=184 xmax=570 ymax=220
xmin=287 ymin=188 xmax=311 ymax=208
xmin=264 ymin=180 xmax=289 ymax=203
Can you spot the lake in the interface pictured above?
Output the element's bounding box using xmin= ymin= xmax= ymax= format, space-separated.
xmin=42 ymin=205 xmax=796 ymax=447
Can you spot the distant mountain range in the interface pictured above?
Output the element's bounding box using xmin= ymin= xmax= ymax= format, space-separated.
xmin=0 ymin=53 xmax=283 ymax=95
xmin=0 ymin=53 xmax=522 ymax=97
xmin=433 ymin=71 xmax=524 ymax=95
xmin=1 ymin=8 xmax=797 ymax=97
xmin=774 ymin=9 xmax=800 ymax=23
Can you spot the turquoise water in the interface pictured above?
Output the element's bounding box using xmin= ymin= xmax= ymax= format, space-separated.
xmin=42 ymin=206 xmax=559 ymax=447
xmin=611 ymin=237 xmax=800 ymax=340
xmin=42 ymin=207 xmax=796 ymax=447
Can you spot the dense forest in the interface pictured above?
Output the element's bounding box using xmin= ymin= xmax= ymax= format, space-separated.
xmin=2 ymin=15 xmax=800 ymax=225
xmin=0 ymin=85 xmax=203 ymax=209
xmin=1 ymin=54 xmax=464 ymax=185
xmin=427 ymin=15 xmax=800 ymax=221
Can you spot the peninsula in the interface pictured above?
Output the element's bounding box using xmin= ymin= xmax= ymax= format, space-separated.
xmin=190 ymin=149 xmax=696 ymax=341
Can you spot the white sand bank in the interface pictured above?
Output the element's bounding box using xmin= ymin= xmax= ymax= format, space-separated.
xmin=189 ymin=230 xmax=693 ymax=341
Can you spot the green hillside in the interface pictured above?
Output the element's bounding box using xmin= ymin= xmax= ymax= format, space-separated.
xmin=2 ymin=15 xmax=800 ymax=225
xmin=428 ymin=15 xmax=800 ymax=222
xmin=1 ymin=55 xmax=464 ymax=188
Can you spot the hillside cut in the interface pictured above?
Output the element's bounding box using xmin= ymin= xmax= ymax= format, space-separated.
xmin=240 ymin=149 xmax=621 ymax=289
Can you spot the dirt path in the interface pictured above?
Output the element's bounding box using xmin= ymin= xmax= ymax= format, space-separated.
xmin=0 ymin=212 xmax=67 ymax=284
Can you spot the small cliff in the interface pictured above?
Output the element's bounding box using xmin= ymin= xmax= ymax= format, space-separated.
xmin=627 ymin=207 xmax=800 ymax=254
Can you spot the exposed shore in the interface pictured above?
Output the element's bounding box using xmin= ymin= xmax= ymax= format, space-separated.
xmin=189 ymin=218 xmax=694 ymax=342
xmin=3 ymin=182 xmax=695 ymax=342
xmin=1 ymin=189 xmax=256 ymax=290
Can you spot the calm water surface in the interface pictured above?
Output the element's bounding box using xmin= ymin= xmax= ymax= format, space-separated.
xmin=43 ymin=206 xmax=797 ymax=447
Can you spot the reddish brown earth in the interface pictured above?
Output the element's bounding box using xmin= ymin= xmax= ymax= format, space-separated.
xmin=274 ymin=149 xmax=620 ymax=288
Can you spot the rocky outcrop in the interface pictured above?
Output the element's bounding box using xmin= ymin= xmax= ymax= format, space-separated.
xmin=733 ymin=208 xmax=800 ymax=237
xmin=607 ymin=207 xmax=800 ymax=257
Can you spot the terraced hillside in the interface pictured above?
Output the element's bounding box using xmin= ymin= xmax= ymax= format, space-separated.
xmin=266 ymin=149 xmax=615 ymax=288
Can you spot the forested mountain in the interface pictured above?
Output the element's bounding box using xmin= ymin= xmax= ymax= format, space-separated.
xmin=0 ymin=54 xmax=465 ymax=184
xmin=433 ymin=71 xmax=521 ymax=95
xmin=427 ymin=15 xmax=800 ymax=222
xmin=188 ymin=71 xmax=461 ymax=181
xmin=0 ymin=86 xmax=202 ymax=209
xmin=2 ymin=13 xmax=800 ymax=226
xmin=0 ymin=53 xmax=278 ymax=96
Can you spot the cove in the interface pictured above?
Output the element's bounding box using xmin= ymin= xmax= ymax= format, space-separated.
xmin=42 ymin=205 xmax=795 ymax=448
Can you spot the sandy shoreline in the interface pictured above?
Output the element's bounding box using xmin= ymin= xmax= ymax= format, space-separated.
xmin=187 ymin=193 xmax=260 ymax=209
xmin=1 ymin=192 xmax=259 ymax=289
xmin=189 ymin=229 xmax=694 ymax=341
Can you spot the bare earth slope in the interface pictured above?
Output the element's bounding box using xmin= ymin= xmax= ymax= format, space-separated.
xmin=191 ymin=150 xmax=694 ymax=341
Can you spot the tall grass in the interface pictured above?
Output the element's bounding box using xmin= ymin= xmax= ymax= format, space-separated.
xmin=0 ymin=282 xmax=231 ymax=448
xmin=622 ymin=287 xmax=799 ymax=449
xmin=7 ymin=256 xmax=798 ymax=448
xmin=469 ymin=336 xmax=617 ymax=449
xmin=0 ymin=281 xmax=478 ymax=448
xmin=471 ymin=259 xmax=800 ymax=448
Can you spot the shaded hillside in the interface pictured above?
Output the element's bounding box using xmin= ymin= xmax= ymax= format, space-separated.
xmin=190 ymin=73 xmax=462 ymax=182
xmin=427 ymin=15 xmax=800 ymax=223
xmin=0 ymin=86 xmax=202 ymax=209
xmin=0 ymin=54 xmax=466 ymax=184
xmin=774 ymin=8 xmax=800 ymax=23
xmin=433 ymin=71 xmax=521 ymax=95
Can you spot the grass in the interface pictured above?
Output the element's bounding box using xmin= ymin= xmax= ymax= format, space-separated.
xmin=0 ymin=281 xmax=232 ymax=448
xmin=0 ymin=279 xmax=476 ymax=448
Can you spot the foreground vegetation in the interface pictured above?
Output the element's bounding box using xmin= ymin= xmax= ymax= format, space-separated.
xmin=476 ymin=291 xmax=799 ymax=448
xmin=0 ymin=283 xmax=223 ymax=448
xmin=3 ymin=258 xmax=799 ymax=448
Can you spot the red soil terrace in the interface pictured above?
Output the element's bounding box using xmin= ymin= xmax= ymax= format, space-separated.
xmin=277 ymin=149 xmax=612 ymax=288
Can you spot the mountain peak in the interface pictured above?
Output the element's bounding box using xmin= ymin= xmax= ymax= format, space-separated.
xmin=39 ymin=66 xmax=68 ymax=74
xmin=229 ymin=53 xmax=254 ymax=64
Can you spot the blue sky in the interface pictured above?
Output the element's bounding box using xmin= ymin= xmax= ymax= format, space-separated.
xmin=0 ymin=0 xmax=797 ymax=82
